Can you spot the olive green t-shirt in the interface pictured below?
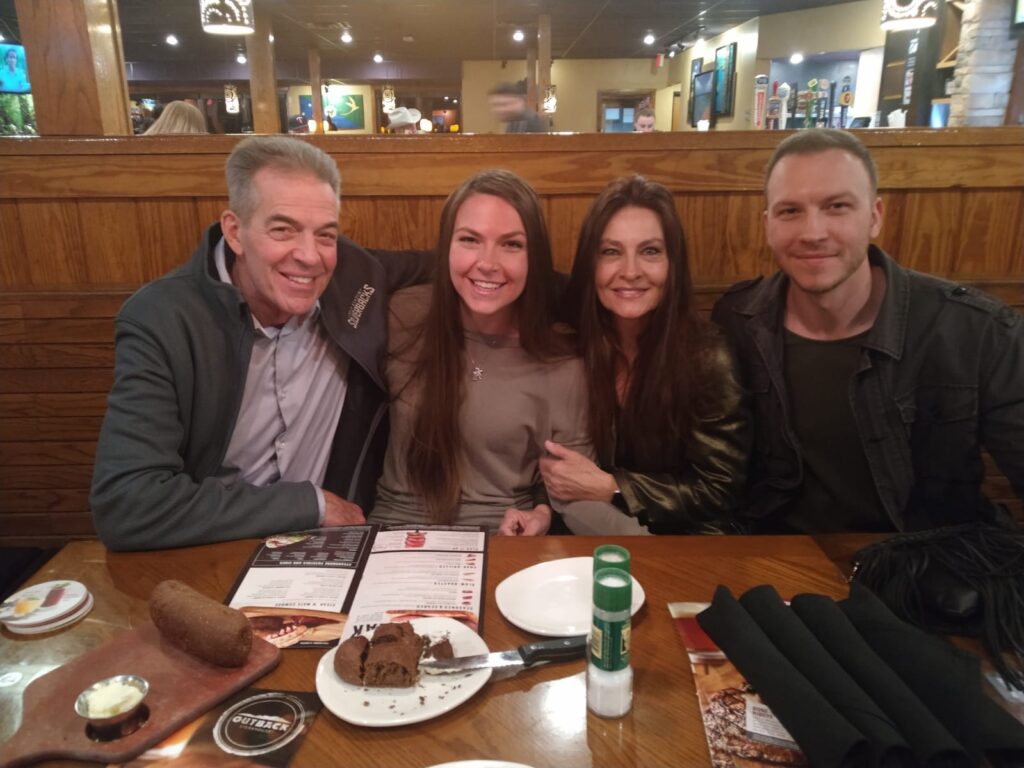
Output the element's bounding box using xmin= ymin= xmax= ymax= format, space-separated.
xmin=780 ymin=329 xmax=892 ymax=533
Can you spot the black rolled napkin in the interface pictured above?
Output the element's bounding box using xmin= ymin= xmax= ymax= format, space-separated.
xmin=738 ymin=585 xmax=914 ymax=767
xmin=698 ymin=585 xmax=869 ymax=767
xmin=790 ymin=592 xmax=969 ymax=768
xmin=840 ymin=583 xmax=1024 ymax=762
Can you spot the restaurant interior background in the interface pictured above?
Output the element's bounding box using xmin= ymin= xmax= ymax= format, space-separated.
xmin=0 ymin=0 xmax=1021 ymax=137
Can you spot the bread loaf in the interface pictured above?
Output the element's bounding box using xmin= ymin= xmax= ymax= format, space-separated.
xmin=149 ymin=580 xmax=252 ymax=667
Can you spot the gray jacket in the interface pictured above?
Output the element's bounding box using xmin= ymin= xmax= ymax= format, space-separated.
xmin=91 ymin=224 xmax=431 ymax=550
xmin=712 ymin=246 xmax=1024 ymax=531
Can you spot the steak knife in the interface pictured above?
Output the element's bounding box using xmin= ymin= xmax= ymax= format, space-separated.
xmin=420 ymin=635 xmax=587 ymax=676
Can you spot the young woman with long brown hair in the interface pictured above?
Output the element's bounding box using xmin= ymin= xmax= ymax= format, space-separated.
xmin=369 ymin=169 xmax=614 ymax=534
xmin=540 ymin=176 xmax=750 ymax=534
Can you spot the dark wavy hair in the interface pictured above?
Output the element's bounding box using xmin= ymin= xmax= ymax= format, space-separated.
xmin=565 ymin=175 xmax=716 ymax=466
xmin=406 ymin=169 xmax=571 ymax=523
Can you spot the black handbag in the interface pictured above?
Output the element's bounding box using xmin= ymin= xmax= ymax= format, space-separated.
xmin=851 ymin=523 xmax=1024 ymax=690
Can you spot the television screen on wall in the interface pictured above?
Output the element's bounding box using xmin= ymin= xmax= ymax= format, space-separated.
xmin=1014 ymin=0 xmax=1024 ymax=30
xmin=0 ymin=44 xmax=31 ymax=94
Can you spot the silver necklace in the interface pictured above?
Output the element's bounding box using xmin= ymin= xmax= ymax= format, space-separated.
xmin=467 ymin=335 xmax=499 ymax=382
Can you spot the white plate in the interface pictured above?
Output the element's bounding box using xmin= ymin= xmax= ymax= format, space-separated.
xmin=0 ymin=581 xmax=89 ymax=628
xmin=315 ymin=617 xmax=491 ymax=727
xmin=495 ymin=557 xmax=645 ymax=637
xmin=427 ymin=762 xmax=535 ymax=768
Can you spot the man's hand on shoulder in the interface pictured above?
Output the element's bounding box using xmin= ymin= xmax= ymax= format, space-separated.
xmin=322 ymin=490 xmax=366 ymax=526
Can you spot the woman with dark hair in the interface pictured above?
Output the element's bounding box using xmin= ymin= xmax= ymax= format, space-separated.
xmin=540 ymin=176 xmax=749 ymax=534
xmin=369 ymin=169 xmax=614 ymax=534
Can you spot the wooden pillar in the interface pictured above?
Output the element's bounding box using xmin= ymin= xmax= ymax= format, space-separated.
xmin=247 ymin=1 xmax=279 ymax=134
xmin=538 ymin=14 xmax=552 ymax=114
xmin=308 ymin=47 xmax=324 ymax=134
xmin=14 ymin=0 xmax=131 ymax=136
xmin=526 ymin=47 xmax=538 ymax=112
xmin=1007 ymin=42 xmax=1024 ymax=126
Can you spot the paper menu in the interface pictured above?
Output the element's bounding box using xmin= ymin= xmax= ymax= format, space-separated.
xmin=668 ymin=602 xmax=806 ymax=767
xmin=225 ymin=524 xmax=486 ymax=649
xmin=343 ymin=525 xmax=486 ymax=639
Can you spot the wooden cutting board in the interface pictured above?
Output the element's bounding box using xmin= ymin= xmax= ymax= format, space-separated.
xmin=0 ymin=621 xmax=280 ymax=767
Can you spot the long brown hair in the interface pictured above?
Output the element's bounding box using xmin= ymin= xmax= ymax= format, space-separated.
xmin=565 ymin=175 xmax=716 ymax=466
xmin=406 ymin=169 xmax=570 ymax=523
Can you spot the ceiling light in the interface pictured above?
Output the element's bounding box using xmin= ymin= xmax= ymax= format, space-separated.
xmin=790 ymin=52 xmax=804 ymax=64
xmin=0 ymin=34 xmax=5 ymax=42
xmin=341 ymin=31 xmax=353 ymax=44
xmin=199 ymin=0 xmax=254 ymax=35
xmin=165 ymin=34 xmax=179 ymax=46
xmin=513 ymin=29 xmax=525 ymax=42
xmin=453 ymin=98 xmax=459 ymax=104
xmin=269 ymin=34 xmax=274 ymax=43
xmin=668 ymin=49 xmax=676 ymax=58
xmin=643 ymin=33 xmax=656 ymax=45
xmin=236 ymin=52 xmax=247 ymax=64
xmin=444 ymin=96 xmax=450 ymax=101
xmin=373 ymin=53 xmax=383 ymax=63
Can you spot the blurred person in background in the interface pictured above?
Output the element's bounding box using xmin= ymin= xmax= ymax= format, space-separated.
xmin=488 ymin=81 xmax=548 ymax=134
xmin=144 ymin=101 xmax=207 ymax=135
xmin=633 ymin=108 xmax=656 ymax=133
xmin=387 ymin=107 xmax=421 ymax=134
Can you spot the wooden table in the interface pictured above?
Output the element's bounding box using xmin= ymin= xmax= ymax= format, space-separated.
xmin=0 ymin=534 xmax=866 ymax=767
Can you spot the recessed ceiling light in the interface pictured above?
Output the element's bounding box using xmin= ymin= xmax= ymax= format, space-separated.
xmin=341 ymin=31 xmax=353 ymax=44
xmin=444 ymin=96 xmax=449 ymax=101
xmin=513 ymin=29 xmax=525 ymax=42
xmin=790 ymin=52 xmax=804 ymax=64
xmin=373 ymin=53 xmax=383 ymax=63
xmin=165 ymin=34 xmax=179 ymax=46
xmin=643 ymin=33 xmax=655 ymax=45
xmin=453 ymin=98 xmax=459 ymax=104
xmin=268 ymin=34 xmax=274 ymax=43
xmin=236 ymin=52 xmax=247 ymax=64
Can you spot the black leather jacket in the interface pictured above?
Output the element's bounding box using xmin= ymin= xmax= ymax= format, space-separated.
xmin=711 ymin=246 xmax=1024 ymax=532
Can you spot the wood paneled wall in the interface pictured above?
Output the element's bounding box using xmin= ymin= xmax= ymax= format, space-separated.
xmin=0 ymin=129 xmax=1022 ymax=545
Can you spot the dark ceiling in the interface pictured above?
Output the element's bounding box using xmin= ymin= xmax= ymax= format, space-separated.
xmin=1 ymin=0 xmax=855 ymax=72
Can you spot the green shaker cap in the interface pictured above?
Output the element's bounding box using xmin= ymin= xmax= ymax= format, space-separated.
xmin=593 ymin=544 xmax=630 ymax=575
xmin=593 ymin=567 xmax=631 ymax=613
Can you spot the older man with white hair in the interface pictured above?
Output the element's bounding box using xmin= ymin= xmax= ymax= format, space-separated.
xmin=91 ymin=136 xmax=431 ymax=550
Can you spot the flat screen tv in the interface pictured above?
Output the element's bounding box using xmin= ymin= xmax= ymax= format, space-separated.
xmin=0 ymin=44 xmax=31 ymax=94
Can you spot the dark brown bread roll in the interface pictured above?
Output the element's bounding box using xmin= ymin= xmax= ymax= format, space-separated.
xmin=364 ymin=638 xmax=420 ymax=687
xmin=149 ymin=579 xmax=252 ymax=667
xmin=334 ymin=634 xmax=369 ymax=685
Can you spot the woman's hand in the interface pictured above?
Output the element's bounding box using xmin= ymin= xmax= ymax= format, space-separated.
xmin=539 ymin=440 xmax=618 ymax=502
xmin=497 ymin=504 xmax=552 ymax=536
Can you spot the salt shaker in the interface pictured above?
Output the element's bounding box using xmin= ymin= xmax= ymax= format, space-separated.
xmin=587 ymin=565 xmax=633 ymax=718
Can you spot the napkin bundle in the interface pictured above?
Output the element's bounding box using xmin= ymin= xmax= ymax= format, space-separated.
xmin=697 ymin=583 xmax=1024 ymax=768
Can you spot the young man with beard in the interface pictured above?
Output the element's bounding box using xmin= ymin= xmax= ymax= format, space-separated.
xmin=712 ymin=129 xmax=1024 ymax=533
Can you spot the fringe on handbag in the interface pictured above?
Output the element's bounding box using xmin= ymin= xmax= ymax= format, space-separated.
xmin=851 ymin=523 xmax=1024 ymax=690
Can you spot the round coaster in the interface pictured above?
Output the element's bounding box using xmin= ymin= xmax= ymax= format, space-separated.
xmin=4 ymin=591 xmax=93 ymax=635
xmin=0 ymin=580 xmax=89 ymax=628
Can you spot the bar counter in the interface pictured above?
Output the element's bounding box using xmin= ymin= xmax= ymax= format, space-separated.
xmin=1 ymin=534 xmax=875 ymax=767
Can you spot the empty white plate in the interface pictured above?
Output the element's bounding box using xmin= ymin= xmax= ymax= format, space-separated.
xmin=495 ymin=557 xmax=645 ymax=636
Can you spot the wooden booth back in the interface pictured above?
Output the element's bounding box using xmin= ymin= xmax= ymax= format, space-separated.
xmin=1 ymin=130 xmax=1022 ymax=546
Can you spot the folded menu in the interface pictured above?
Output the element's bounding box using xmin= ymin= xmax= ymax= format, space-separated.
xmin=694 ymin=583 xmax=1024 ymax=768
xmin=225 ymin=524 xmax=487 ymax=649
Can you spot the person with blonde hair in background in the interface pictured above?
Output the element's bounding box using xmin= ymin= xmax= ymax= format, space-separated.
xmin=144 ymin=101 xmax=208 ymax=135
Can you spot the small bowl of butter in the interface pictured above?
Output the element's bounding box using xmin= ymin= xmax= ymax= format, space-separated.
xmin=75 ymin=675 xmax=149 ymax=738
